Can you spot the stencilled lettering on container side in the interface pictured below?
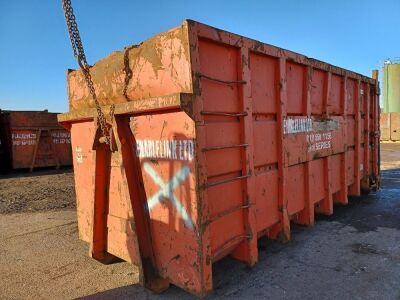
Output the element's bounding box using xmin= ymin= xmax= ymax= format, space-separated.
xmin=135 ymin=139 xmax=194 ymax=161
xmin=51 ymin=132 xmax=71 ymax=144
xmin=283 ymin=116 xmax=339 ymax=153
xmin=12 ymin=133 xmax=37 ymax=146
xmin=306 ymin=132 xmax=332 ymax=152
xmin=283 ymin=117 xmax=313 ymax=134
xmin=12 ymin=131 xmax=71 ymax=146
xmin=136 ymin=138 xmax=196 ymax=229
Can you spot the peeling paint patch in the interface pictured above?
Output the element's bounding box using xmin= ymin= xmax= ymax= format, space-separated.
xmin=283 ymin=117 xmax=339 ymax=135
xmin=75 ymin=147 xmax=84 ymax=164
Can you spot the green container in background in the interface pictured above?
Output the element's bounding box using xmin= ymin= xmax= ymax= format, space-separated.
xmin=383 ymin=61 xmax=400 ymax=113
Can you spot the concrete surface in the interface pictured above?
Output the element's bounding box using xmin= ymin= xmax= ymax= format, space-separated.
xmin=0 ymin=143 xmax=399 ymax=299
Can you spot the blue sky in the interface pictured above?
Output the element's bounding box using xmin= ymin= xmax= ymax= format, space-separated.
xmin=0 ymin=0 xmax=398 ymax=112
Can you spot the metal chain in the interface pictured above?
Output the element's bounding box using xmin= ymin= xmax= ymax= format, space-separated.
xmin=61 ymin=0 xmax=114 ymax=150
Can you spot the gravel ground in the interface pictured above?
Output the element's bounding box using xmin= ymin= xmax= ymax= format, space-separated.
xmin=0 ymin=168 xmax=75 ymax=214
xmin=0 ymin=144 xmax=399 ymax=299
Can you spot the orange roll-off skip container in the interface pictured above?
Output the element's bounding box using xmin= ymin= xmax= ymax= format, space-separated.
xmin=58 ymin=20 xmax=380 ymax=297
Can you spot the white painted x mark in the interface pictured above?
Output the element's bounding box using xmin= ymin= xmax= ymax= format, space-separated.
xmin=144 ymin=162 xmax=194 ymax=230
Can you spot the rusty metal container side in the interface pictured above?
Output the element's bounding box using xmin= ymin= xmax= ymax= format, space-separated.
xmin=0 ymin=110 xmax=72 ymax=170
xmin=390 ymin=112 xmax=400 ymax=141
xmin=380 ymin=112 xmax=390 ymax=141
xmin=59 ymin=20 xmax=380 ymax=297
xmin=0 ymin=121 xmax=7 ymax=170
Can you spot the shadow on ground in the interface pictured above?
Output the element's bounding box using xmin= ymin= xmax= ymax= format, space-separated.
xmin=0 ymin=166 xmax=73 ymax=179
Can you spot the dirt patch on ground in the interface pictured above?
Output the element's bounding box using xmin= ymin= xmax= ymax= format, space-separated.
xmin=0 ymin=168 xmax=75 ymax=214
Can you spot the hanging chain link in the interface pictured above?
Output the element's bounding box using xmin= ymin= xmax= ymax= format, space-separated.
xmin=61 ymin=0 xmax=114 ymax=150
